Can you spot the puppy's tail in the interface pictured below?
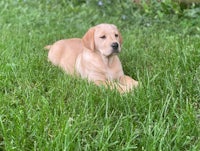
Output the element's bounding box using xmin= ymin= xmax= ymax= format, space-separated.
xmin=44 ymin=45 xmax=52 ymax=50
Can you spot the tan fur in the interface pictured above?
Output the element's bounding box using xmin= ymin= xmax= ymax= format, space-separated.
xmin=45 ymin=23 xmax=138 ymax=93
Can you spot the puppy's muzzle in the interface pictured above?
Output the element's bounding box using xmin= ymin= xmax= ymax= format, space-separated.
xmin=111 ymin=42 xmax=119 ymax=53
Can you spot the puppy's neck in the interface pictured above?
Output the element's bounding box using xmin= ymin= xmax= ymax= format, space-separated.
xmin=101 ymin=55 xmax=115 ymax=67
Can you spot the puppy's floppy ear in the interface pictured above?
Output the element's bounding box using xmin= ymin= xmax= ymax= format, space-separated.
xmin=82 ymin=27 xmax=95 ymax=51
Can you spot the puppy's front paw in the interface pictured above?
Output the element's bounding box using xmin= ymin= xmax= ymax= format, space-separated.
xmin=119 ymin=76 xmax=139 ymax=93
xmin=132 ymin=80 xmax=139 ymax=87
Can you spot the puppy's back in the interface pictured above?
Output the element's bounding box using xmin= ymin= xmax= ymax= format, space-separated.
xmin=47 ymin=38 xmax=83 ymax=74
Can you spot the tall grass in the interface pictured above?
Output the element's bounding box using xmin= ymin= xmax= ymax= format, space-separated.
xmin=0 ymin=1 xmax=199 ymax=150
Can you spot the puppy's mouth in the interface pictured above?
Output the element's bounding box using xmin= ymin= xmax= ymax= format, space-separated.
xmin=100 ymin=42 xmax=121 ymax=57
xmin=105 ymin=49 xmax=119 ymax=58
xmin=109 ymin=42 xmax=120 ymax=56
xmin=112 ymin=48 xmax=119 ymax=54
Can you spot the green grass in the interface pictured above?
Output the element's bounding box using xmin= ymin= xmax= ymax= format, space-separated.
xmin=0 ymin=1 xmax=200 ymax=151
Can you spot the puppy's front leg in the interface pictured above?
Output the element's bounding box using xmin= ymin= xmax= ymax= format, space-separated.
xmin=94 ymin=80 xmax=125 ymax=93
xmin=119 ymin=75 xmax=138 ymax=92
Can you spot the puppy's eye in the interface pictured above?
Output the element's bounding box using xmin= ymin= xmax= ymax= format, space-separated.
xmin=100 ymin=35 xmax=106 ymax=39
xmin=115 ymin=34 xmax=118 ymax=38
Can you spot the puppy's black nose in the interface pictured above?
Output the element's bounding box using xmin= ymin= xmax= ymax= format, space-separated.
xmin=111 ymin=42 xmax=119 ymax=50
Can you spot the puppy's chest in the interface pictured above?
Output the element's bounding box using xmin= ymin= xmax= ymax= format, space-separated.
xmin=105 ymin=67 xmax=122 ymax=80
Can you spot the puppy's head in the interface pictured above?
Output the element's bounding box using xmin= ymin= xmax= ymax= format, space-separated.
xmin=82 ymin=23 xmax=122 ymax=57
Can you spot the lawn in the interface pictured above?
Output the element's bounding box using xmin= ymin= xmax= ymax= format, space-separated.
xmin=0 ymin=1 xmax=200 ymax=151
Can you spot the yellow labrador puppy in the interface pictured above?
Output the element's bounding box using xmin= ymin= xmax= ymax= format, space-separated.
xmin=45 ymin=23 xmax=138 ymax=93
